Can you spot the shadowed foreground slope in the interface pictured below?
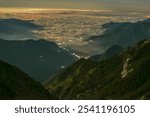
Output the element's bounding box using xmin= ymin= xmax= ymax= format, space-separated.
xmin=0 ymin=60 xmax=53 ymax=100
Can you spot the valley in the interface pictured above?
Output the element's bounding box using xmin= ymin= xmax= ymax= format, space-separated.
xmin=0 ymin=8 xmax=150 ymax=100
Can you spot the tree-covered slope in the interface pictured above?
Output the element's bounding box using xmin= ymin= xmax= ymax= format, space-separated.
xmin=46 ymin=40 xmax=150 ymax=100
xmin=0 ymin=60 xmax=53 ymax=100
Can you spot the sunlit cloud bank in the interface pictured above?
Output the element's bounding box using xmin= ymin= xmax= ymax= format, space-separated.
xmin=0 ymin=8 xmax=112 ymax=13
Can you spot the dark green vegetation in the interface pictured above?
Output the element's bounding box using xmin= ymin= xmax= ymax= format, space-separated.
xmin=0 ymin=39 xmax=77 ymax=82
xmin=0 ymin=60 xmax=53 ymax=100
xmin=88 ymin=19 xmax=150 ymax=52
xmin=46 ymin=40 xmax=150 ymax=100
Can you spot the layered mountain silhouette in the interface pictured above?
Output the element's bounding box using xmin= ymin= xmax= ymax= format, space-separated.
xmin=0 ymin=60 xmax=53 ymax=100
xmin=0 ymin=18 xmax=42 ymax=40
xmin=46 ymin=40 xmax=150 ymax=100
xmin=88 ymin=19 xmax=150 ymax=53
xmin=0 ymin=39 xmax=77 ymax=82
xmin=0 ymin=18 xmax=150 ymax=100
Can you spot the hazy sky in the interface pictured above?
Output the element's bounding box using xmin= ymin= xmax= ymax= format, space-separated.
xmin=0 ymin=0 xmax=150 ymax=12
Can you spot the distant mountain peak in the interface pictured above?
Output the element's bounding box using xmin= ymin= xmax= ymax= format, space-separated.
xmin=90 ymin=45 xmax=123 ymax=62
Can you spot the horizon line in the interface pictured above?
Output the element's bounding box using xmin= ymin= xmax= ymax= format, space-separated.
xmin=0 ymin=7 xmax=112 ymax=13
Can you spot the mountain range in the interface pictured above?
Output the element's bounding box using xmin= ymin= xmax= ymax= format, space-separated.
xmin=88 ymin=19 xmax=150 ymax=53
xmin=0 ymin=18 xmax=150 ymax=100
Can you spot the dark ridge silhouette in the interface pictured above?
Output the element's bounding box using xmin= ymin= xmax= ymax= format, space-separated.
xmin=0 ymin=39 xmax=77 ymax=82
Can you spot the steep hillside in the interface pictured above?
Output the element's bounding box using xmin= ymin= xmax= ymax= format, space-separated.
xmin=0 ymin=60 xmax=52 ymax=100
xmin=0 ymin=39 xmax=77 ymax=82
xmin=46 ymin=40 xmax=150 ymax=100
xmin=88 ymin=19 xmax=150 ymax=52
